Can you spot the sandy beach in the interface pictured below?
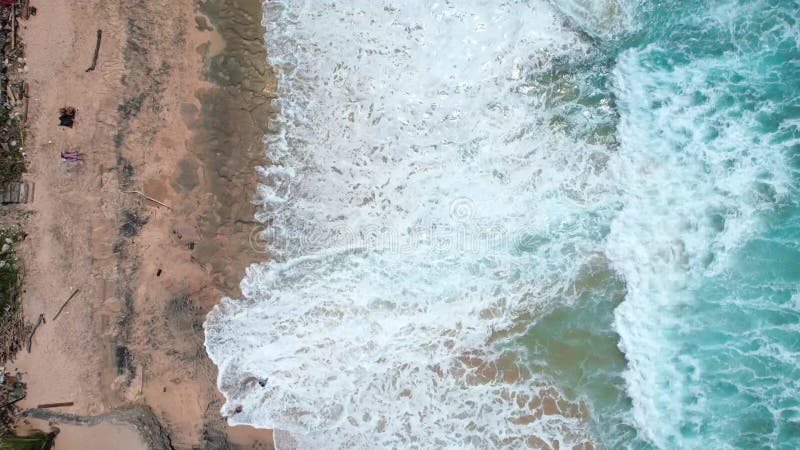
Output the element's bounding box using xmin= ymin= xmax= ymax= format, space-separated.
xmin=7 ymin=0 xmax=275 ymax=447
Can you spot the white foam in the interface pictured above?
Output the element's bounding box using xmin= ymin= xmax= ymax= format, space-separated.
xmin=204 ymin=0 xmax=798 ymax=447
xmin=550 ymin=0 xmax=639 ymax=39
xmin=204 ymin=0 xmax=614 ymax=448
xmin=605 ymin=45 xmax=793 ymax=448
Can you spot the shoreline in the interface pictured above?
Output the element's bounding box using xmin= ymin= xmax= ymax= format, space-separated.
xmin=8 ymin=0 xmax=274 ymax=447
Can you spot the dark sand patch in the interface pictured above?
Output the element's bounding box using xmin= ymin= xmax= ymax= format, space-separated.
xmin=174 ymin=158 xmax=199 ymax=191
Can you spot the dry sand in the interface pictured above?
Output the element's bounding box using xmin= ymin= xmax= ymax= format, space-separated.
xmin=9 ymin=0 xmax=276 ymax=447
xmin=19 ymin=418 xmax=148 ymax=450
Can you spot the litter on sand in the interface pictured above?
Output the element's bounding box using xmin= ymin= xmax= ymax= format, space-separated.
xmin=58 ymin=106 xmax=76 ymax=127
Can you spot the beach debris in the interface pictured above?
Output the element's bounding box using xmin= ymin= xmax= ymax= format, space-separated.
xmin=234 ymin=405 xmax=243 ymax=414
xmin=121 ymin=190 xmax=172 ymax=210
xmin=36 ymin=402 xmax=74 ymax=409
xmin=0 ymin=393 xmax=24 ymax=410
xmin=1 ymin=181 xmax=35 ymax=204
xmin=58 ymin=106 xmax=77 ymax=127
xmin=6 ymin=84 xmax=16 ymax=104
xmin=25 ymin=313 xmax=45 ymax=353
xmin=86 ymin=29 xmax=103 ymax=72
xmin=0 ymin=371 xmax=26 ymax=413
xmin=9 ymin=2 xmax=15 ymax=50
xmin=1 ymin=369 xmax=26 ymax=434
xmin=52 ymin=288 xmax=80 ymax=321
xmin=156 ymin=269 xmax=162 ymax=277
xmin=137 ymin=364 xmax=146 ymax=396
xmin=22 ymin=81 xmax=29 ymax=123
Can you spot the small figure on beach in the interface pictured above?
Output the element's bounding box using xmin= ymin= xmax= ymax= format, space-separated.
xmin=60 ymin=150 xmax=83 ymax=162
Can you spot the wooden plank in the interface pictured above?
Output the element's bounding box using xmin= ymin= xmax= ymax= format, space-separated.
xmin=6 ymin=85 xmax=16 ymax=104
xmin=22 ymin=81 xmax=28 ymax=123
xmin=36 ymin=402 xmax=74 ymax=409
xmin=10 ymin=5 xmax=15 ymax=50
xmin=3 ymin=184 xmax=11 ymax=203
xmin=11 ymin=182 xmax=20 ymax=203
xmin=18 ymin=182 xmax=27 ymax=203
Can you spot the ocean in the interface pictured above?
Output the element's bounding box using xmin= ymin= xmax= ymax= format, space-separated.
xmin=204 ymin=0 xmax=800 ymax=448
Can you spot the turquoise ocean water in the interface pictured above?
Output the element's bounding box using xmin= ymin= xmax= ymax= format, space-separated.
xmin=530 ymin=0 xmax=800 ymax=448
xmin=205 ymin=0 xmax=800 ymax=448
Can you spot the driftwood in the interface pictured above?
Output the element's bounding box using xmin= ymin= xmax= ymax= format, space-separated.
xmin=22 ymin=81 xmax=28 ymax=123
xmin=52 ymin=289 xmax=80 ymax=321
xmin=86 ymin=29 xmax=102 ymax=72
xmin=122 ymin=190 xmax=171 ymax=209
xmin=140 ymin=363 xmax=145 ymax=395
xmin=26 ymin=313 xmax=45 ymax=353
xmin=0 ymin=394 xmax=25 ymax=410
xmin=36 ymin=402 xmax=74 ymax=409
xmin=6 ymin=85 xmax=16 ymax=104
xmin=10 ymin=4 xmax=15 ymax=50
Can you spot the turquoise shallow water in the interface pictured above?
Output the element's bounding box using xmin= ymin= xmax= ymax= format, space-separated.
xmin=525 ymin=0 xmax=800 ymax=447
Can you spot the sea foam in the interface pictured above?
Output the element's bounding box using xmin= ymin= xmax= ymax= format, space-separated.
xmin=205 ymin=0 xmax=800 ymax=448
xmin=204 ymin=0 xmax=611 ymax=448
xmin=605 ymin=3 xmax=798 ymax=446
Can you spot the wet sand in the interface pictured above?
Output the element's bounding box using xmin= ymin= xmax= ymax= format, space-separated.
xmin=12 ymin=0 xmax=275 ymax=447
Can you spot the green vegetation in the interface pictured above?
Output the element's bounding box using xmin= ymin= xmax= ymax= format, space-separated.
xmin=0 ymin=430 xmax=55 ymax=450
xmin=0 ymin=111 xmax=26 ymax=186
xmin=0 ymin=228 xmax=25 ymax=439
xmin=0 ymin=5 xmax=31 ymax=447
xmin=0 ymin=227 xmax=23 ymax=325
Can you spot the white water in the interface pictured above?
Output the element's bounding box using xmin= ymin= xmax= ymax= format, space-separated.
xmin=204 ymin=0 xmax=613 ymax=448
xmin=205 ymin=0 xmax=795 ymax=448
xmin=606 ymin=43 xmax=794 ymax=448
